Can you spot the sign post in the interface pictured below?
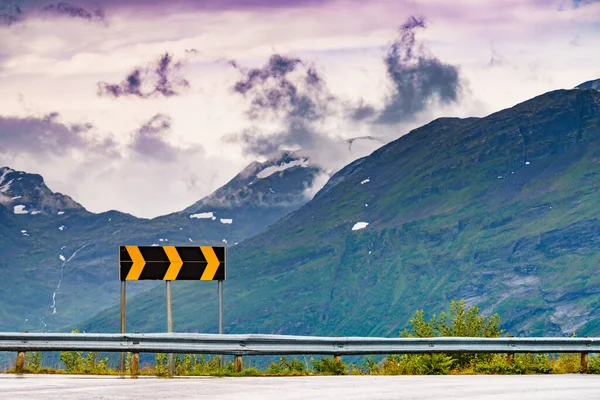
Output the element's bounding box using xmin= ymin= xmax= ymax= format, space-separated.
xmin=119 ymin=280 xmax=126 ymax=373
xmin=166 ymin=280 xmax=173 ymax=374
xmin=119 ymin=245 xmax=226 ymax=375
xmin=218 ymin=280 xmax=223 ymax=335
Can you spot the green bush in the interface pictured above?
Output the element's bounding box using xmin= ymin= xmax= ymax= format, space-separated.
xmin=154 ymin=353 xmax=169 ymax=377
xmin=588 ymin=355 xmax=600 ymax=374
xmin=311 ymin=357 xmax=347 ymax=375
xmin=401 ymin=299 xmax=505 ymax=368
xmin=381 ymin=354 xmax=453 ymax=375
xmin=473 ymin=354 xmax=551 ymax=375
xmin=553 ymin=353 xmax=581 ymax=374
xmin=26 ymin=352 xmax=43 ymax=372
xmin=516 ymin=354 xmax=552 ymax=374
xmin=59 ymin=330 xmax=111 ymax=374
xmin=267 ymin=357 xmax=307 ymax=375
xmin=350 ymin=355 xmax=380 ymax=375
xmin=419 ymin=354 xmax=454 ymax=375
xmin=156 ymin=354 xmax=230 ymax=376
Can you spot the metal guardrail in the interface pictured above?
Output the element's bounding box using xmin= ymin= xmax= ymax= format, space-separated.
xmin=1 ymin=332 xmax=598 ymax=355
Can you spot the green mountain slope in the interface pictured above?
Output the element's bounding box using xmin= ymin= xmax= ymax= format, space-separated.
xmin=0 ymin=153 xmax=320 ymax=332
xmin=82 ymin=87 xmax=600 ymax=337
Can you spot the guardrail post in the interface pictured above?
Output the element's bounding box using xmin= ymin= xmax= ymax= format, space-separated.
xmin=131 ymin=352 xmax=140 ymax=376
xmin=581 ymin=352 xmax=588 ymax=374
xmin=234 ymin=355 xmax=242 ymax=373
xmin=15 ymin=330 xmax=27 ymax=373
xmin=506 ymin=335 xmax=514 ymax=365
xmin=15 ymin=351 xmax=25 ymax=373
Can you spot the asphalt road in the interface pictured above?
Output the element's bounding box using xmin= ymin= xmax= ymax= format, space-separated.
xmin=1 ymin=374 xmax=599 ymax=399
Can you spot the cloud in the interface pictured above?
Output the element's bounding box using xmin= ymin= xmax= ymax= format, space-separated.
xmin=224 ymin=15 xmax=468 ymax=170
xmin=41 ymin=2 xmax=105 ymax=22
xmin=346 ymin=135 xmax=385 ymax=151
xmin=565 ymin=0 xmax=600 ymax=9
xmin=1 ymin=1 xmax=106 ymax=26
xmin=0 ymin=112 xmax=117 ymax=157
xmin=97 ymin=53 xmax=190 ymax=99
xmin=569 ymin=34 xmax=581 ymax=46
xmin=0 ymin=110 xmax=218 ymax=217
xmin=226 ymin=54 xmax=340 ymax=162
xmin=0 ymin=2 xmax=24 ymax=26
xmin=0 ymin=0 xmax=332 ymax=26
xmin=230 ymin=54 xmax=332 ymax=121
xmin=129 ymin=113 xmax=199 ymax=162
xmin=348 ymin=100 xmax=377 ymax=121
xmin=374 ymin=16 xmax=463 ymax=124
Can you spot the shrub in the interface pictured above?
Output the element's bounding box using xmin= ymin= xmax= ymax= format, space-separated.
xmin=588 ymin=355 xmax=600 ymax=374
xmin=267 ymin=357 xmax=307 ymax=375
xmin=381 ymin=354 xmax=453 ymax=375
xmin=401 ymin=299 xmax=505 ymax=368
xmin=154 ymin=353 xmax=169 ymax=377
xmin=418 ymin=354 xmax=454 ymax=375
xmin=311 ymin=357 xmax=347 ymax=375
xmin=26 ymin=352 xmax=43 ymax=372
xmin=350 ymin=355 xmax=380 ymax=375
xmin=553 ymin=353 xmax=581 ymax=374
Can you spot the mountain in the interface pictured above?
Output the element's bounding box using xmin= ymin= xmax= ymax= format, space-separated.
xmin=0 ymin=152 xmax=321 ymax=332
xmin=164 ymin=151 xmax=322 ymax=243
xmin=576 ymin=78 xmax=600 ymax=90
xmin=81 ymin=86 xmax=600 ymax=338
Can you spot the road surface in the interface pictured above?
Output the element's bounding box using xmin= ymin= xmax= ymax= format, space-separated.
xmin=1 ymin=374 xmax=599 ymax=399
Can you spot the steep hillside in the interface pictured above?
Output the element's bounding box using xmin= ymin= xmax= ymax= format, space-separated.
xmin=82 ymin=87 xmax=600 ymax=337
xmin=0 ymin=152 xmax=320 ymax=332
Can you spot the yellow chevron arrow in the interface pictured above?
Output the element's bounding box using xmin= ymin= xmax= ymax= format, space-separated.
xmin=163 ymin=246 xmax=183 ymax=280
xmin=200 ymin=246 xmax=220 ymax=280
xmin=125 ymin=246 xmax=145 ymax=280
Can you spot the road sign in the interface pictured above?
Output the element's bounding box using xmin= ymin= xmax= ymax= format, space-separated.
xmin=119 ymin=246 xmax=226 ymax=281
xmin=118 ymin=245 xmax=227 ymax=373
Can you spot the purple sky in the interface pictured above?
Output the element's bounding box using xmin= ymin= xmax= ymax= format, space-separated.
xmin=1 ymin=0 xmax=599 ymax=217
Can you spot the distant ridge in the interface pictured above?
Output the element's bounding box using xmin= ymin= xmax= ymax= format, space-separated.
xmin=575 ymin=78 xmax=600 ymax=90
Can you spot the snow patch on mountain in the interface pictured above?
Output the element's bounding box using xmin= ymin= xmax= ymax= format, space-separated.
xmin=0 ymin=168 xmax=13 ymax=186
xmin=220 ymin=218 xmax=233 ymax=224
xmin=360 ymin=178 xmax=370 ymax=185
xmin=256 ymin=159 xmax=310 ymax=179
xmin=190 ymin=212 xmax=214 ymax=219
xmin=14 ymin=205 xmax=28 ymax=214
xmin=352 ymin=222 xmax=369 ymax=231
xmin=0 ymin=179 xmax=13 ymax=193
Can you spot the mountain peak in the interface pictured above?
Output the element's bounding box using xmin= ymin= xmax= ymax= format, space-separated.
xmin=183 ymin=152 xmax=321 ymax=213
xmin=575 ymin=78 xmax=600 ymax=90
xmin=0 ymin=166 xmax=86 ymax=215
